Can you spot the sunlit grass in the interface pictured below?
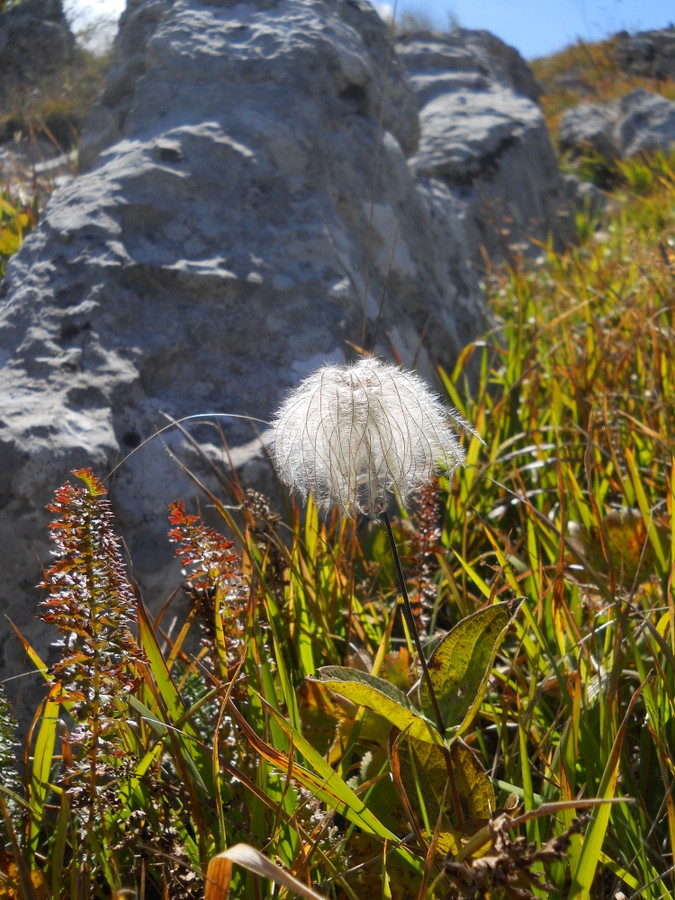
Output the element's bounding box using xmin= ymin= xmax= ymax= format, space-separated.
xmin=441 ymin=146 xmax=675 ymax=899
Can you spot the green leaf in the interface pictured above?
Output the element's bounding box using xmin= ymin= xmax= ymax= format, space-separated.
xmin=570 ymin=680 xmax=645 ymax=900
xmin=72 ymin=467 xmax=107 ymax=496
xmin=624 ymin=447 xmax=668 ymax=573
xmin=390 ymin=733 xmax=495 ymax=857
xmin=0 ymin=195 xmax=19 ymax=217
xmin=126 ymin=695 xmax=207 ymax=794
xmin=136 ymin=598 xmax=213 ymax=794
xmin=29 ymin=683 xmax=61 ymax=851
xmin=419 ymin=602 xmax=512 ymax=736
xmin=309 ymin=666 xmax=443 ymax=745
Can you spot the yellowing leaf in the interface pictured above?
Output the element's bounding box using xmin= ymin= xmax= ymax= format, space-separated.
xmin=0 ymin=226 xmax=21 ymax=256
xmin=419 ymin=602 xmax=512 ymax=736
xmin=0 ymin=853 xmax=49 ymax=900
xmin=309 ymin=666 xmax=443 ymax=745
xmin=390 ymin=734 xmax=495 ymax=857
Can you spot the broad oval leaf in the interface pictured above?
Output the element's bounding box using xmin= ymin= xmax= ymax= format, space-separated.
xmin=309 ymin=666 xmax=443 ymax=745
xmin=419 ymin=602 xmax=512 ymax=737
xmin=390 ymin=732 xmax=495 ymax=857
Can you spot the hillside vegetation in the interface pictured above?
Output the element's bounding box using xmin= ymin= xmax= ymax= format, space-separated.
xmin=532 ymin=35 xmax=675 ymax=131
xmin=1 ymin=24 xmax=675 ymax=900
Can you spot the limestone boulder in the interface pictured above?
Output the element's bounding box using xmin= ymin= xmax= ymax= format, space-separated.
xmin=615 ymin=28 xmax=675 ymax=81
xmin=451 ymin=28 xmax=543 ymax=102
xmin=396 ymin=30 xmax=576 ymax=268
xmin=615 ymin=89 xmax=675 ymax=158
xmin=557 ymin=103 xmax=616 ymax=159
xmin=0 ymin=0 xmax=489 ymax=717
xmin=558 ymin=89 xmax=675 ymax=159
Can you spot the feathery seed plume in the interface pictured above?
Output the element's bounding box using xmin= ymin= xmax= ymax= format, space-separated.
xmin=271 ymin=356 xmax=477 ymax=517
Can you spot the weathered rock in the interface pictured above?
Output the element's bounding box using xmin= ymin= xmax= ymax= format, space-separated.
xmin=615 ymin=28 xmax=675 ymax=81
xmin=557 ymin=103 xmax=616 ymax=159
xmin=396 ymin=30 xmax=575 ymax=267
xmin=451 ymin=28 xmax=543 ymax=102
xmin=558 ymin=88 xmax=675 ymax=159
xmin=0 ymin=0 xmax=489 ymax=720
xmin=615 ymin=89 xmax=675 ymax=157
xmin=0 ymin=0 xmax=75 ymax=114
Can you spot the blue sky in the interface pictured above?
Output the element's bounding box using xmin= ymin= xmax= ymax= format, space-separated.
xmin=389 ymin=0 xmax=674 ymax=59
xmin=67 ymin=0 xmax=674 ymax=60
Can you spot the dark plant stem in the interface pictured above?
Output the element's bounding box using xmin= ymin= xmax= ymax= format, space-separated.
xmin=382 ymin=510 xmax=445 ymax=734
xmin=383 ymin=510 xmax=465 ymax=826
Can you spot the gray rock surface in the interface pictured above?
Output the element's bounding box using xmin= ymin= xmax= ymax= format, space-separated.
xmin=615 ymin=90 xmax=675 ymax=158
xmin=451 ymin=28 xmax=543 ymax=102
xmin=1 ymin=0 xmax=493 ymax=719
xmin=559 ymin=88 xmax=675 ymax=159
xmin=0 ymin=0 xmax=75 ymax=114
xmin=557 ymin=103 xmax=616 ymax=160
xmin=396 ymin=30 xmax=575 ymax=267
xmin=615 ymin=28 xmax=675 ymax=81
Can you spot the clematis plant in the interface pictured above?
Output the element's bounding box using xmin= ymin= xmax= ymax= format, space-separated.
xmin=271 ymin=357 xmax=487 ymax=733
xmin=270 ymin=355 xmax=513 ymax=848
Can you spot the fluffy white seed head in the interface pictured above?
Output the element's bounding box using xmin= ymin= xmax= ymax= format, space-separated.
xmin=271 ymin=356 xmax=476 ymax=517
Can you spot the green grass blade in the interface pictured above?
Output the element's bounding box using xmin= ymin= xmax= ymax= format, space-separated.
xmin=570 ymin=680 xmax=645 ymax=899
xmin=625 ymin=446 xmax=667 ymax=573
xmin=28 ymin=684 xmax=61 ymax=852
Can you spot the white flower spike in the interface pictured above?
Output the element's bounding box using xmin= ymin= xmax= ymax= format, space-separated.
xmin=271 ymin=356 xmax=477 ymax=517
